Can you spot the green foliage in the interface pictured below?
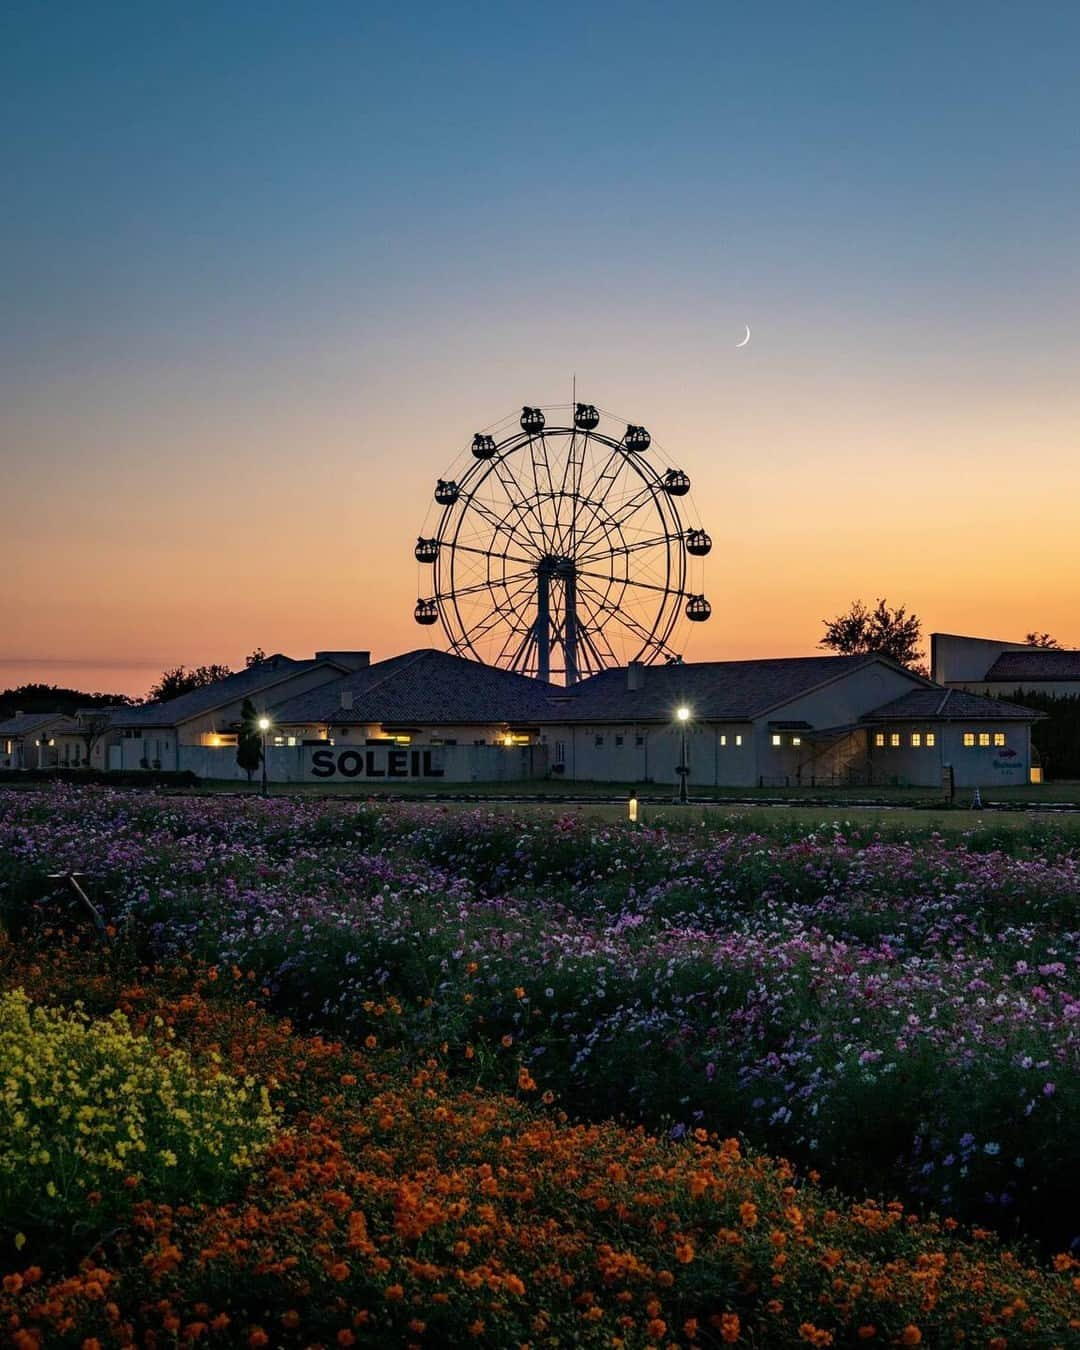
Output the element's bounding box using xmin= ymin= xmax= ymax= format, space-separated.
xmin=236 ymin=697 xmax=263 ymax=782
xmin=147 ymin=664 xmax=233 ymax=703
xmin=998 ymin=688 xmax=1080 ymax=778
xmin=0 ymin=989 xmax=276 ymax=1248
xmin=820 ymin=597 xmax=924 ymax=669
xmin=0 ymin=684 xmax=134 ymax=720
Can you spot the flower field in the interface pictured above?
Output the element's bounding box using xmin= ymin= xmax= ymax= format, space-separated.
xmin=1 ymin=786 xmax=1078 ymax=1346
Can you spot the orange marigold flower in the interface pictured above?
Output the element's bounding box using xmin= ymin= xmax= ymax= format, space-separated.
xmin=739 ymin=1201 xmax=758 ymax=1228
xmin=337 ymin=1334 xmax=355 ymax=1348
xmin=517 ymin=1068 xmax=537 ymax=1092
xmin=281 ymin=1312 xmax=301 ymax=1330
xmin=657 ymin=1270 xmax=675 ymax=1288
xmin=501 ymin=1034 xmax=514 ymax=1048
xmin=1053 ymin=1253 xmax=1076 ymax=1272
xmin=514 ymin=986 xmax=526 ymax=999
xmin=468 ymin=1321 xmax=485 ymax=1338
xmin=857 ymin=1329 xmax=877 ymax=1341
xmin=900 ymin=1328 xmax=922 ymax=1346
xmin=504 ymin=1275 xmax=526 ymax=1297
xmin=683 ymin=1319 xmax=699 ymax=1338
xmin=675 ymin=1241 xmax=695 ymax=1264
xmin=647 ymin=1319 xmax=667 ymax=1339
xmin=542 ymin=1090 xmax=555 ymax=1105
xmin=720 ymin=1312 xmax=740 ymax=1342
xmin=4 ymin=1275 xmax=23 ymax=1295
xmin=407 ymin=1321 xmax=426 ymax=1335
xmin=328 ymin=1262 xmax=351 ymax=1282
xmin=340 ymin=1073 xmax=357 ymax=1086
xmin=247 ymin=1330 xmax=269 ymax=1349
xmin=988 ymin=1340 xmax=1007 ymax=1350
xmin=82 ymin=1341 xmax=102 ymax=1350
xmin=385 ymin=1284 xmax=405 ymax=1302
xmin=364 ymin=1035 xmax=377 ymax=1050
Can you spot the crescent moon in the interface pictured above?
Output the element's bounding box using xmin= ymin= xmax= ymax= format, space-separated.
xmin=736 ymin=325 xmax=751 ymax=348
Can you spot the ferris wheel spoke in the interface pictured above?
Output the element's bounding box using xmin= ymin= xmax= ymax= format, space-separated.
xmin=570 ymin=591 xmax=619 ymax=668
xmin=572 ymin=444 xmax=628 ymax=553
xmin=449 ymin=540 xmax=538 ymax=569
xmin=443 ymin=567 xmax=535 ymax=601
xmin=574 ymin=565 xmax=680 ymax=597
xmin=575 ymin=533 xmax=672 ymax=569
xmin=489 ymin=456 xmax=552 ymax=555
xmin=572 ymin=482 xmax=658 ymax=554
xmin=459 ymin=492 xmax=538 ymax=553
xmin=575 ymin=574 xmax=677 ymax=654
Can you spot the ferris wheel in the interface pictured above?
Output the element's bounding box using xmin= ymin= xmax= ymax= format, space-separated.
xmin=413 ymin=402 xmax=712 ymax=684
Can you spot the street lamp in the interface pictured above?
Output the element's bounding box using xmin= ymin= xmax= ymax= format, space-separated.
xmin=675 ymin=705 xmax=691 ymax=803
xmin=257 ymin=716 xmax=271 ymax=797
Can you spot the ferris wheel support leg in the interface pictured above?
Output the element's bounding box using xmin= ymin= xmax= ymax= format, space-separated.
xmin=535 ymin=567 xmax=551 ymax=683
xmin=564 ymin=572 xmax=579 ymax=686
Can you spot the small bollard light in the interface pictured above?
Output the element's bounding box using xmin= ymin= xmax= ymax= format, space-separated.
xmin=628 ymin=790 xmax=639 ymax=824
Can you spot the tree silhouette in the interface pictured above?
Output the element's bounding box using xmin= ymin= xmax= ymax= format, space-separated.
xmin=236 ymin=698 xmax=263 ymax=783
xmin=1025 ymin=632 xmax=1063 ymax=649
xmin=820 ymin=598 xmax=924 ymax=670
xmin=148 ymin=664 xmax=233 ymax=703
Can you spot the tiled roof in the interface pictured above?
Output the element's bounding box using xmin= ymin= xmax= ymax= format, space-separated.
xmin=108 ymin=656 xmax=321 ymax=728
xmin=984 ymin=650 xmax=1080 ymax=682
xmin=0 ymin=713 xmax=78 ymax=737
xmin=543 ymin=656 xmax=907 ymax=724
xmin=862 ymin=688 xmax=1042 ymax=722
xmin=271 ymin=650 xmax=556 ymax=726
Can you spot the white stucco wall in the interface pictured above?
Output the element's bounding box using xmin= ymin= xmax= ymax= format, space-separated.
xmin=178 ymin=743 xmax=547 ymax=783
xmin=931 ymin=633 xmax=1031 ymax=685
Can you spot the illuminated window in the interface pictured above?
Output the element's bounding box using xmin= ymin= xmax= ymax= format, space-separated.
xmin=889 ymin=733 xmax=900 ymax=748
xmin=874 ymin=733 xmax=885 ymax=748
xmin=771 ymin=734 xmax=782 ymax=747
xmin=792 ymin=736 xmax=802 ymax=747
xmin=993 ymin=732 xmax=1006 ymax=747
xmin=926 ymin=732 xmax=936 ymax=747
xmin=979 ymin=732 xmax=991 ymax=747
xmin=735 ymin=734 xmax=742 ymax=746
xmin=911 ymin=732 xmax=921 ymax=747
xmin=719 ymin=734 xmax=727 ymax=747
xmin=963 ymin=733 xmax=975 ymax=747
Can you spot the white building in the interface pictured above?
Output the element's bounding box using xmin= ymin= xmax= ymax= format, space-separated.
xmin=537 ymin=655 xmax=1038 ymax=789
xmin=7 ymin=647 xmax=1041 ymax=789
xmin=932 ymin=632 xmax=1080 ymax=699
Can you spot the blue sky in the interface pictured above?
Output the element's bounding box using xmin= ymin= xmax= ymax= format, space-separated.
xmin=3 ymin=2 xmax=1079 ymax=692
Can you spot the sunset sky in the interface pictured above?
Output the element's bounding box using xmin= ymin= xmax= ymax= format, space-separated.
xmin=3 ymin=2 xmax=1079 ymax=697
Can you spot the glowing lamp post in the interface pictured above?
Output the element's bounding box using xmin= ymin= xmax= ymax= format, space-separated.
xmin=675 ymin=706 xmax=691 ymax=804
xmin=258 ymin=717 xmax=271 ymax=797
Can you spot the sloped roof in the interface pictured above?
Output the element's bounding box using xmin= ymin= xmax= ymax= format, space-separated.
xmin=0 ymin=712 xmax=79 ymax=737
xmin=543 ymin=655 xmax=913 ymax=724
xmin=271 ymin=649 xmax=556 ymax=726
xmin=862 ymin=688 xmax=1042 ymax=722
xmin=984 ymin=650 xmax=1080 ymax=682
xmin=108 ymin=656 xmax=324 ymax=728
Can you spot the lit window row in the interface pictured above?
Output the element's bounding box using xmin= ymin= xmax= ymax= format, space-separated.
xmin=963 ymin=732 xmax=1007 ymax=748
xmin=874 ymin=731 xmax=937 ymax=749
xmin=720 ymin=734 xmax=744 ymax=747
xmin=770 ymin=734 xmax=800 ymax=747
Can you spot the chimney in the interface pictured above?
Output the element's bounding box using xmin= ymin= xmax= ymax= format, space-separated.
xmin=340 ymin=689 xmax=354 ymax=710
xmin=627 ymin=662 xmax=645 ymax=692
